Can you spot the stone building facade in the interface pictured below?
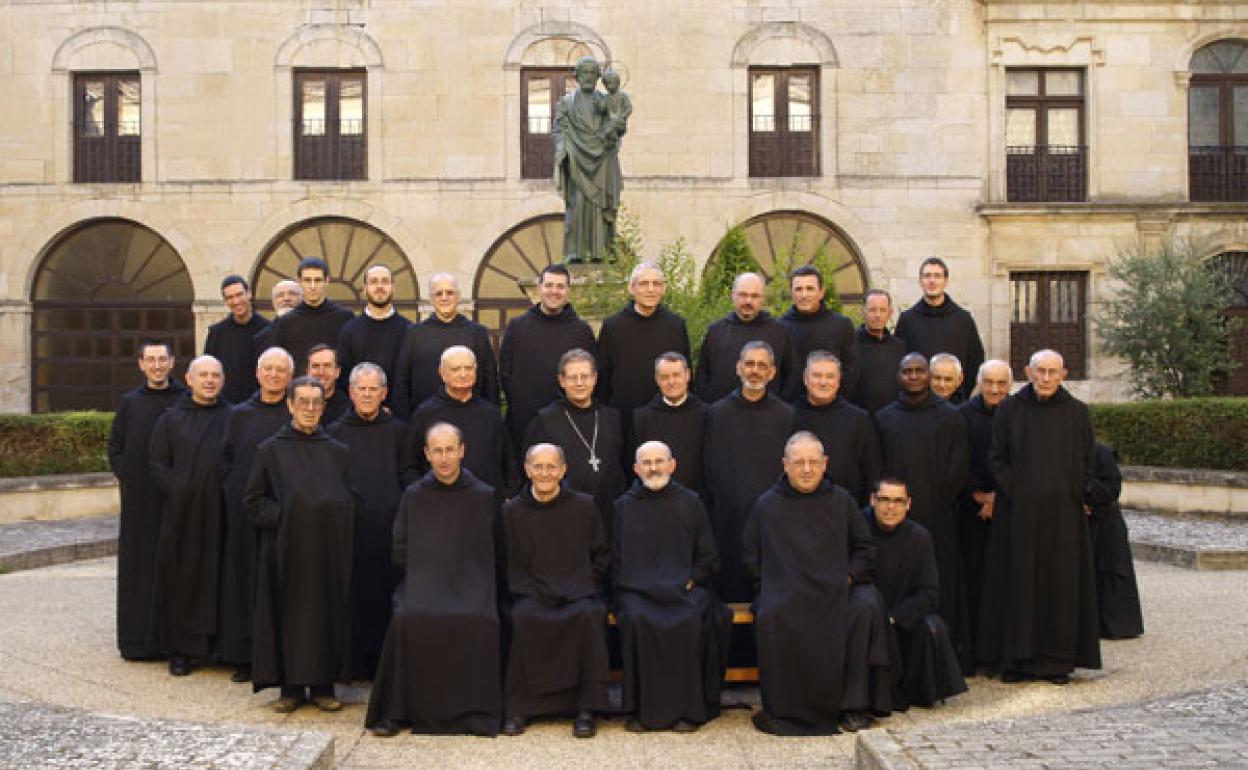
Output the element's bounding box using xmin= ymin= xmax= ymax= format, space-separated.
xmin=2 ymin=0 xmax=1247 ymax=412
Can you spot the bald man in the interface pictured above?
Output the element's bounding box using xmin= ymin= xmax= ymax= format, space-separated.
xmin=694 ymin=272 xmax=799 ymax=404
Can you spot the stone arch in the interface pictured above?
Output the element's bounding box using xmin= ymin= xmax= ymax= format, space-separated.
xmin=503 ymin=20 xmax=611 ymax=69
xmin=51 ymin=26 xmax=158 ymax=72
xmin=1174 ymin=30 xmax=1248 ymax=81
xmin=472 ymin=213 xmax=565 ymax=346
xmin=731 ymin=22 xmax=838 ymax=68
xmin=274 ymin=24 xmax=384 ymax=70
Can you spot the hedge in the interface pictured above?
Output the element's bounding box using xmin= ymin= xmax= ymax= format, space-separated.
xmin=0 ymin=412 xmax=112 ymax=477
xmin=1089 ymin=398 xmax=1248 ymax=472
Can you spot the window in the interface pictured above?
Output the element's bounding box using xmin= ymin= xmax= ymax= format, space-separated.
xmin=294 ymin=70 xmax=366 ymax=180
xmin=1009 ymin=271 xmax=1088 ymax=379
xmin=521 ymin=68 xmax=575 ymax=180
xmin=1005 ymin=68 xmax=1085 ymax=202
xmin=73 ymin=72 xmax=140 ymax=183
xmin=1188 ymin=41 xmax=1248 ymax=201
xmin=749 ymin=67 xmax=819 ymax=177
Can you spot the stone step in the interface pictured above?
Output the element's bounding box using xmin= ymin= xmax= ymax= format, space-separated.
xmin=0 ymin=516 xmax=117 ymax=573
xmin=1126 ymin=510 xmax=1248 ymax=570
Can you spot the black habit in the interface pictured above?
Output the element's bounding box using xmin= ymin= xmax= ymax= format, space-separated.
xmin=524 ymin=398 xmax=627 ymax=529
xmin=779 ymin=306 xmax=860 ymax=398
xmin=319 ymin=388 xmax=350 ymax=426
xmin=336 ymin=311 xmax=412 ymax=408
xmin=204 ymin=314 xmax=270 ymax=404
xmin=328 ymin=410 xmax=407 ymax=679
xmin=109 ymin=381 xmax=185 ymax=659
xmin=217 ymin=393 xmax=289 ymax=666
xmin=498 ymin=303 xmax=596 ymax=452
xmin=148 ymin=394 xmax=231 ymax=658
xmin=630 ymin=393 xmax=709 ymax=498
xmin=894 ymin=295 xmax=984 ymax=402
xmin=978 ymin=384 xmax=1101 ymax=678
xmin=403 ymin=388 xmax=516 ymax=499
xmin=246 ymin=426 xmax=356 ymax=690
xmin=849 ymin=325 xmax=907 ymax=415
xmin=743 ymin=478 xmax=875 ymax=735
xmin=366 ymin=469 xmax=502 ymax=735
xmin=392 ymin=313 xmax=500 ymax=419
xmin=1085 ymin=443 xmax=1144 ymax=640
xmin=502 ymin=485 xmax=611 ymax=719
xmin=703 ymin=391 xmax=793 ymax=602
xmin=595 ymin=302 xmax=690 ymax=432
xmin=269 ymin=299 xmax=354 ymax=376
xmin=694 ymin=311 xmax=799 ymax=404
xmin=958 ymin=394 xmax=996 ymax=661
xmin=613 ymin=481 xmax=731 ymax=729
xmin=791 ymin=396 xmax=882 ymax=506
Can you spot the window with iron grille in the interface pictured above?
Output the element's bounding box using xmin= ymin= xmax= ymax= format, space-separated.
xmin=1005 ymin=68 xmax=1086 ymax=202
xmin=749 ymin=67 xmax=820 ymax=178
xmin=73 ymin=72 xmax=141 ymax=183
xmin=521 ymin=68 xmax=575 ymax=180
xmin=1188 ymin=41 xmax=1248 ymax=202
xmin=294 ymin=70 xmax=366 ymax=181
xmin=1009 ymin=271 xmax=1088 ymax=379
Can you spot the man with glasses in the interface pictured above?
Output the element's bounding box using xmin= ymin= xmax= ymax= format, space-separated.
xmin=695 ymin=272 xmax=798 ymax=404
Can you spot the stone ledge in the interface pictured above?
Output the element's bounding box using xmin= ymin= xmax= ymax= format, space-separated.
xmin=1121 ymin=465 xmax=1248 ymax=489
xmin=856 ymin=729 xmax=921 ymax=770
xmin=0 ymin=517 xmax=118 ymax=573
xmin=0 ymin=472 xmax=116 ymax=493
xmin=1126 ymin=511 xmax=1248 ymax=571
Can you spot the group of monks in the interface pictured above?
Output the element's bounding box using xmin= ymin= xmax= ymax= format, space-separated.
xmin=107 ymin=254 xmax=1144 ymax=738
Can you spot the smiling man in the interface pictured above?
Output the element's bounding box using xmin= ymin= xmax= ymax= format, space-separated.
xmin=630 ymin=352 xmax=709 ymax=498
xmin=695 ymin=272 xmax=799 ymax=403
xmin=791 ymin=351 xmax=881 ymax=506
xmin=779 ymin=265 xmax=859 ymax=398
xmin=205 ymin=275 xmax=270 ymax=403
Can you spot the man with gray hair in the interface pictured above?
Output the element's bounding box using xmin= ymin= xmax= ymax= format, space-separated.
xmin=929 ymin=353 xmax=964 ymax=403
xmin=695 ymin=272 xmax=799 ymax=404
xmin=337 ymin=265 xmax=411 ymax=408
xmin=791 ymin=350 xmax=881 ymax=506
xmin=631 ymin=352 xmax=709 ymax=498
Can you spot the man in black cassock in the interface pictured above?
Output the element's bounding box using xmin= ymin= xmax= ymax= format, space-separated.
xmin=1086 ymin=442 xmax=1144 ymax=640
xmin=306 ymin=343 xmax=350 ymax=425
xmin=631 ymin=352 xmax=708 ymax=498
xmin=268 ymin=257 xmax=354 ymax=377
xmin=791 ymin=350 xmax=881 ymax=506
xmin=695 ymin=272 xmax=799 ymax=403
xmin=779 ymin=266 xmax=859 ymax=398
xmin=894 ymin=258 xmax=984 ymax=402
xmin=929 ymin=353 xmax=965 ymax=404
xmin=850 ymin=289 xmax=907 ymax=414
xmin=204 ymin=275 xmax=269 ymax=404
xmin=874 ymin=353 xmax=970 ymax=668
xmin=109 ymin=339 xmax=184 ymax=660
xmin=336 ymin=265 xmax=411 ymax=409
xmin=703 ymin=341 xmax=793 ymax=602
xmin=744 ymin=431 xmax=883 ymax=736
xmin=403 ymin=345 xmax=515 ymax=499
xmin=498 ymin=264 xmax=596 ymax=453
xmin=524 ymin=348 xmax=626 ymax=528
xmin=328 ymin=363 xmax=406 ymax=679
xmin=367 ymin=423 xmax=502 ymax=737
xmin=501 ymin=443 xmax=611 ymax=738
xmin=393 ymin=272 xmax=499 ymax=418
xmin=979 ymin=350 xmax=1101 ymax=684
xmin=247 ymin=376 xmax=356 ymax=713
xmin=148 ymin=355 xmax=230 ymax=676
xmin=865 ymin=477 xmax=967 ymax=710
xmin=217 ymin=346 xmax=293 ymax=682
xmin=614 ymin=440 xmax=731 ymax=733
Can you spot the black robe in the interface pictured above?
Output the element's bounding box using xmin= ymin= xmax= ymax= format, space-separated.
xmin=1085 ymin=443 xmax=1144 ymax=640
xmin=268 ymin=299 xmax=354 ymax=376
xmin=630 ymin=394 xmax=709 ymax=498
xmin=694 ymin=311 xmax=799 ymax=404
xmin=108 ymin=381 xmax=185 ymax=659
xmin=366 ymin=470 xmax=502 ymax=735
xmin=319 ymin=388 xmax=350 ymax=427
xmin=849 ymin=325 xmax=907 ymax=415
xmin=524 ymin=398 xmax=627 ymax=529
xmin=791 ymin=396 xmax=882 ymax=506
xmin=503 ymin=485 xmax=611 ymax=719
xmin=498 ymin=303 xmax=596 ymax=452
xmin=392 ymin=314 xmax=500 ymax=419
xmin=204 ymin=315 xmax=270 ymax=404
xmin=148 ymin=394 xmax=231 ymax=658
xmin=874 ymin=392 xmax=970 ymax=666
xmin=612 ymin=481 xmax=731 ymax=729
xmin=866 ymin=513 xmax=967 ymax=709
xmin=595 ymin=302 xmax=691 ymax=435
xmin=703 ymin=390 xmax=793 ymax=602
xmin=336 ymin=311 xmax=412 ymax=409
xmin=246 ymin=426 xmax=356 ymax=689
xmin=217 ymin=393 xmax=289 ymax=666
xmin=402 ymin=388 xmax=516 ymax=500
xmin=328 ymin=410 xmax=407 ymax=679
xmin=978 ymin=385 xmax=1101 ymax=677
xmin=958 ymin=395 xmax=996 ymax=661
xmin=743 ymin=478 xmax=875 ymax=734
xmin=779 ymin=306 xmax=860 ymax=398
xmin=894 ymin=295 xmax=984 ymax=402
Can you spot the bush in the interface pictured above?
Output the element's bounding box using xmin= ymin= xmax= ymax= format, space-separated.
xmin=0 ymin=412 xmax=113 ymax=477
xmin=1089 ymin=398 xmax=1248 ymax=471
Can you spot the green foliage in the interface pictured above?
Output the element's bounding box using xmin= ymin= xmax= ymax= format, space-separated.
xmin=1097 ymin=240 xmax=1241 ymax=398
xmin=0 ymin=412 xmax=112 ymax=477
xmin=570 ymin=206 xmax=643 ymax=320
xmin=1090 ymin=398 xmax=1248 ymax=471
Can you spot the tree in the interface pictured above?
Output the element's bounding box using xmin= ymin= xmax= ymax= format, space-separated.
xmin=1097 ymin=240 xmax=1240 ymax=398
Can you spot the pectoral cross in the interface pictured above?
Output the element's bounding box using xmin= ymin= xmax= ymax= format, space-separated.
xmin=588 ymin=454 xmax=601 ymax=472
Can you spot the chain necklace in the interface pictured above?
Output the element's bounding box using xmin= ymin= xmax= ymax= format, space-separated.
xmin=563 ymin=407 xmax=601 ymax=472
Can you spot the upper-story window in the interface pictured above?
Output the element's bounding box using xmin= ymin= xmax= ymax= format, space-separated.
xmin=295 ymin=69 xmax=366 ymax=181
xmin=749 ymin=66 xmax=819 ymax=177
xmin=73 ymin=72 xmax=141 ymax=183
xmin=1006 ymin=68 xmax=1086 ymax=202
xmin=521 ymin=67 xmax=575 ymax=180
xmin=1189 ymin=40 xmax=1248 ymax=202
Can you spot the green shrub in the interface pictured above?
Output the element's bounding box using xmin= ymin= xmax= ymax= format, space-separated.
xmin=1089 ymin=398 xmax=1248 ymax=471
xmin=0 ymin=412 xmax=113 ymax=477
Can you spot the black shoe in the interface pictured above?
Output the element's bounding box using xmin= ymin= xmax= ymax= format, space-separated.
xmin=573 ymin=711 xmax=596 ymax=739
xmin=230 ymin=666 xmax=251 ymax=683
xmin=626 ymin=718 xmax=646 ymax=733
xmin=1048 ymin=673 xmax=1071 ymax=685
xmin=1001 ymin=670 xmax=1026 ymax=683
xmin=168 ymin=656 xmax=192 ymax=677
xmin=672 ymin=719 xmax=699 ymax=733
xmin=369 ymin=720 xmax=401 ymax=737
xmin=502 ymin=717 xmax=526 ymax=736
xmin=839 ymin=710 xmax=873 ymax=733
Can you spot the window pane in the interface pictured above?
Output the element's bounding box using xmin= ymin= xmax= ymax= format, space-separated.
xmin=788 ymin=74 xmax=813 ymax=132
xmin=1012 ymin=278 xmax=1038 ymax=323
xmin=1189 ymin=86 xmax=1221 ymax=146
xmin=1006 ymin=70 xmax=1039 ymax=96
xmin=752 ymin=73 xmax=775 ymax=132
xmin=340 ymin=78 xmax=363 ymax=136
xmin=117 ymin=79 xmax=140 ymax=136
xmin=301 ymin=79 xmax=326 ymax=136
xmin=527 ymin=76 xmax=552 ymax=134
xmin=1045 ymin=71 xmax=1081 ymax=96
xmin=1050 ymin=278 xmax=1081 ymax=323
xmin=1235 ymin=87 xmax=1248 ymax=146
xmin=1006 ymin=108 xmax=1036 ymax=146
xmin=82 ymin=80 xmax=105 ymax=137
xmin=1047 ymin=108 xmax=1080 ymax=146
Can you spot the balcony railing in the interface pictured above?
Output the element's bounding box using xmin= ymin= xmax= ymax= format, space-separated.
xmin=1189 ymin=145 xmax=1248 ymax=202
xmin=295 ymin=119 xmax=366 ymax=180
xmin=73 ymin=132 xmax=140 ymax=183
xmin=1006 ymin=145 xmax=1086 ymax=202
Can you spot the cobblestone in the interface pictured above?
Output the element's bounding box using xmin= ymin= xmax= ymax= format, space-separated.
xmin=0 ymin=516 xmax=117 ymax=573
xmin=1126 ymin=511 xmax=1248 ymax=570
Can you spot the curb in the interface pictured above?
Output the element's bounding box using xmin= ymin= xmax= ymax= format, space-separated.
xmin=855 ymin=729 xmax=921 ymax=770
xmin=0 ymin=537 xmax=117 ymax=574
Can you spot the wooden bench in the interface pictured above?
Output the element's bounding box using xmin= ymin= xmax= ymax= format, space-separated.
xmin=607 ymin=602 xmax=758 ymax=683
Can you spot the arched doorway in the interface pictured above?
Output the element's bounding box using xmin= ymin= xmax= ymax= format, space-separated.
xmin=1211 ymin=251 xmax=1248 ymax=394
xmin=473 ymin=213 xmax=563 ymax=348
xmin=31 ymin=219 xmax=194 ymax=412
xmin=251 ymin=217 xmax=419 ymax=320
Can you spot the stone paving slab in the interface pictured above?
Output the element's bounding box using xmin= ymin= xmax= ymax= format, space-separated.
xmin=0 ymin=516 xmax=117 ymax=573
xmin=856 ymin=682 xmax=1248 ymax=770
xmin=1126 ymin=510 xmax=1248 ymax=570
xmin=0 ymin=699 xmax=333 ymax=770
